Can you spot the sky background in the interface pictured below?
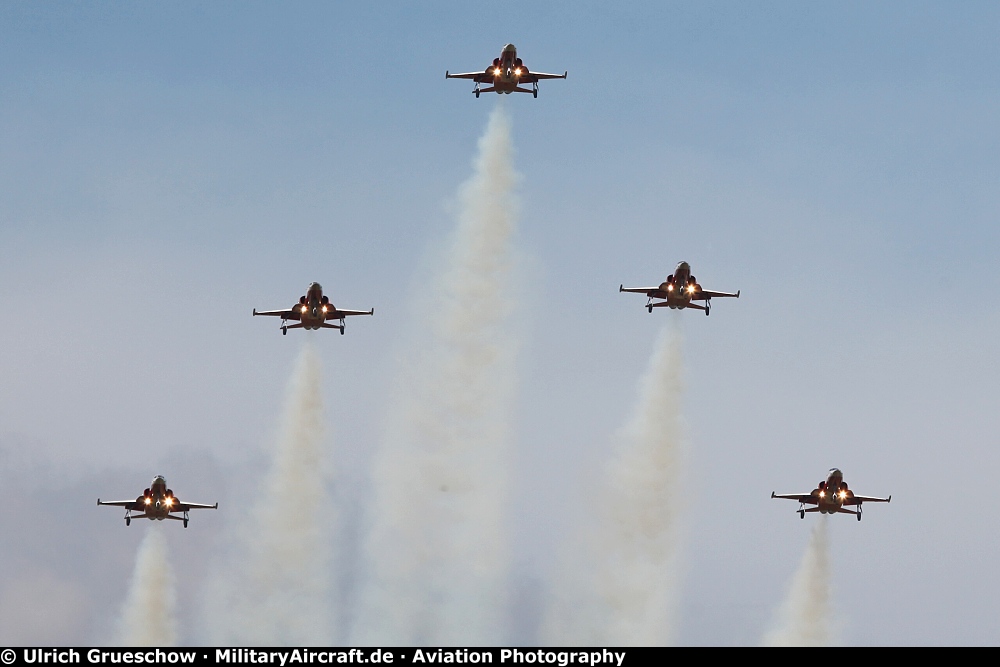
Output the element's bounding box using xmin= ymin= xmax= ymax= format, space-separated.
xmin=1 ymin=1 xmax=999 ymax=646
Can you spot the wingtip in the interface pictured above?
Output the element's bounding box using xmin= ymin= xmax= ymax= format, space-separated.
xmin=770 ymin=492 xmax=775 ymax=498
xmin=370 ymin=308 xmax=375 ymax=315
xmin=736 ymin=290 xmax=741 ymax=298
xmin=252 ymin=309 xmax=257 ymax=316
xmin=564 ymin=70 xmax=568 ymax=78
xmin=618 ymin=284 xmax=624 ymax=292
xmin=214 ymin=503 xmax=219 ymax=509
xmin=888 ymin=495 xmax=891 ymax=503
xmin=445 ymin=70 xmax=449 ymax=79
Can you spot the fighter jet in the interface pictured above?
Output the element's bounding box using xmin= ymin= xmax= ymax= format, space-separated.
xmin=98 ymin=476 xmax=217 ymax=528
xmin=772 ymin=468 xmax=891 ymax=521
xmin=446 ymin=43 xmax=567 ymax=98
xmin=253 ymin=282 xmax=373 ymax=335
xmin=620 ymin=262 xmax=740 ymax=315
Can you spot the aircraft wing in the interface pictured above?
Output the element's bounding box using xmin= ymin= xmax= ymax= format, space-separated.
xmin=253 ymin=308 xmax=302 ymax=321
xmin=524 ymin=70 xmax=567 ymax=81
xmin=771 ymin=492 xmax=819 ymax=504
xmin=446 ymin=70 xmax=491 ymax=81
xmin=327 ymin=308 xmax=374 ymax=319
xmin=174 ymin=501 xmax=218 ymax=511
xmin=98 ymin=499 xmax=142 ymax=509
xmin=620 ymin=285 xmax=664 ymax=296
xmin=692 ymin=289 xmax=740 ymax=301
xmin=844 ymin=494 xmax=891 ymax=505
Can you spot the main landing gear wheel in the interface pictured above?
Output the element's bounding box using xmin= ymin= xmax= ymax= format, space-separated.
xmin=857 ymin=512 xmax=862 ymax=521
xmin=282 ymin=326 xmax=287 ymax=336
xmin=475 ymin=89 xmax=480 ymax=98
xmin=647 ymin=305 xmax=653 ymax=313
xmin=126 ymin=516 xmax=131 ymax=526
xmin=183 ymin=518 xmax=189 ymax=528
xmin=533 ymin=89 xmax=537 ymax=98
xmin=340 ymin=328 xmax=345 ymax=336
xmin=799 ymin=510 xmax=805 ymax=519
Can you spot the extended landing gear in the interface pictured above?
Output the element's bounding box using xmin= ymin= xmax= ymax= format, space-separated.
xmin=532 ymin=83 xmax=538 ymax=98
xmin=282 ymin=326 xmax=287 ymax=336
xmin=183 ymin=518 xmax=189 ymax=528
xmin=705 ymin=299 xmax=711 ymax=316
xmin=648 ymin=304 xmax=653 ymax=313
xmin=857 ymin=502 xmax=863 ymax=521
xmin=340 ymin=318 xmax=346 ymax=335
xmin=126 ymin=516 xmax=131 ymax=526
xmin=799 ymin=510 xmax=805 ymax=519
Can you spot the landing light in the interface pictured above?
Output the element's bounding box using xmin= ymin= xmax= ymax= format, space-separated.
xmin=515 ymin=68 xmax=522 ymax=76
xmin=165 ymin=497 xmax=173 ymax=506
xmin=322 ymin=305 xmax=328 ymax=313
xmin=819 ymin=491 xmax=825 ymax=498
xmin=144 ymin=497 xmax=151 ymax=505
xmin=301 ymin=305 xmax=308 ymax=314
xmin=667 ymin=285 xmax=674 ymax=292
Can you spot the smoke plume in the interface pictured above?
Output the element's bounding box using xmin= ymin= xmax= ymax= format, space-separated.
xmin=353 ymin=105 xmax=520 ymax=645
xmin=205 ymin=343 xmax=334 ymax=644
xmin=543 ymin=324 xmax=686 ymax=645
xmin=118 ymin=528 xmax=177 ymax=646
xmin=761 ymin=519 xmax=834 ymax=646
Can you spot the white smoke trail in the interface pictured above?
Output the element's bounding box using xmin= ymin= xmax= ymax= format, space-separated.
xmin=118 ymin=528 xmax=178 ymax=646
xmin=353 ymin=105 xmax=519 ymax=645
xmin=761 ymin=519 xmax=833 ymax=646
xmin=205 ymin=343 xmax=334 ymax=645
xmin=543 ymin=324 xmax=685 ymax=646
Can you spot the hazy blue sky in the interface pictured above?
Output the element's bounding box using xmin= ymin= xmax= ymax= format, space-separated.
xmin=1 ymin=1 xmax=999 ymax=646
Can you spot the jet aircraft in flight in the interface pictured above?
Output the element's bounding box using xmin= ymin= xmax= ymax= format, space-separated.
xmin=98 ymin=476 xmax=217 ymax=527
xmin=620 ymin=261 xmax=740 ymax=315
xmin=446 ymin=43 xmax=567 ymax=98
xmin=772 ymin=468 xmax=891 ymax=521
xmin=253 ymin=282 xmax=373 ymax=335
